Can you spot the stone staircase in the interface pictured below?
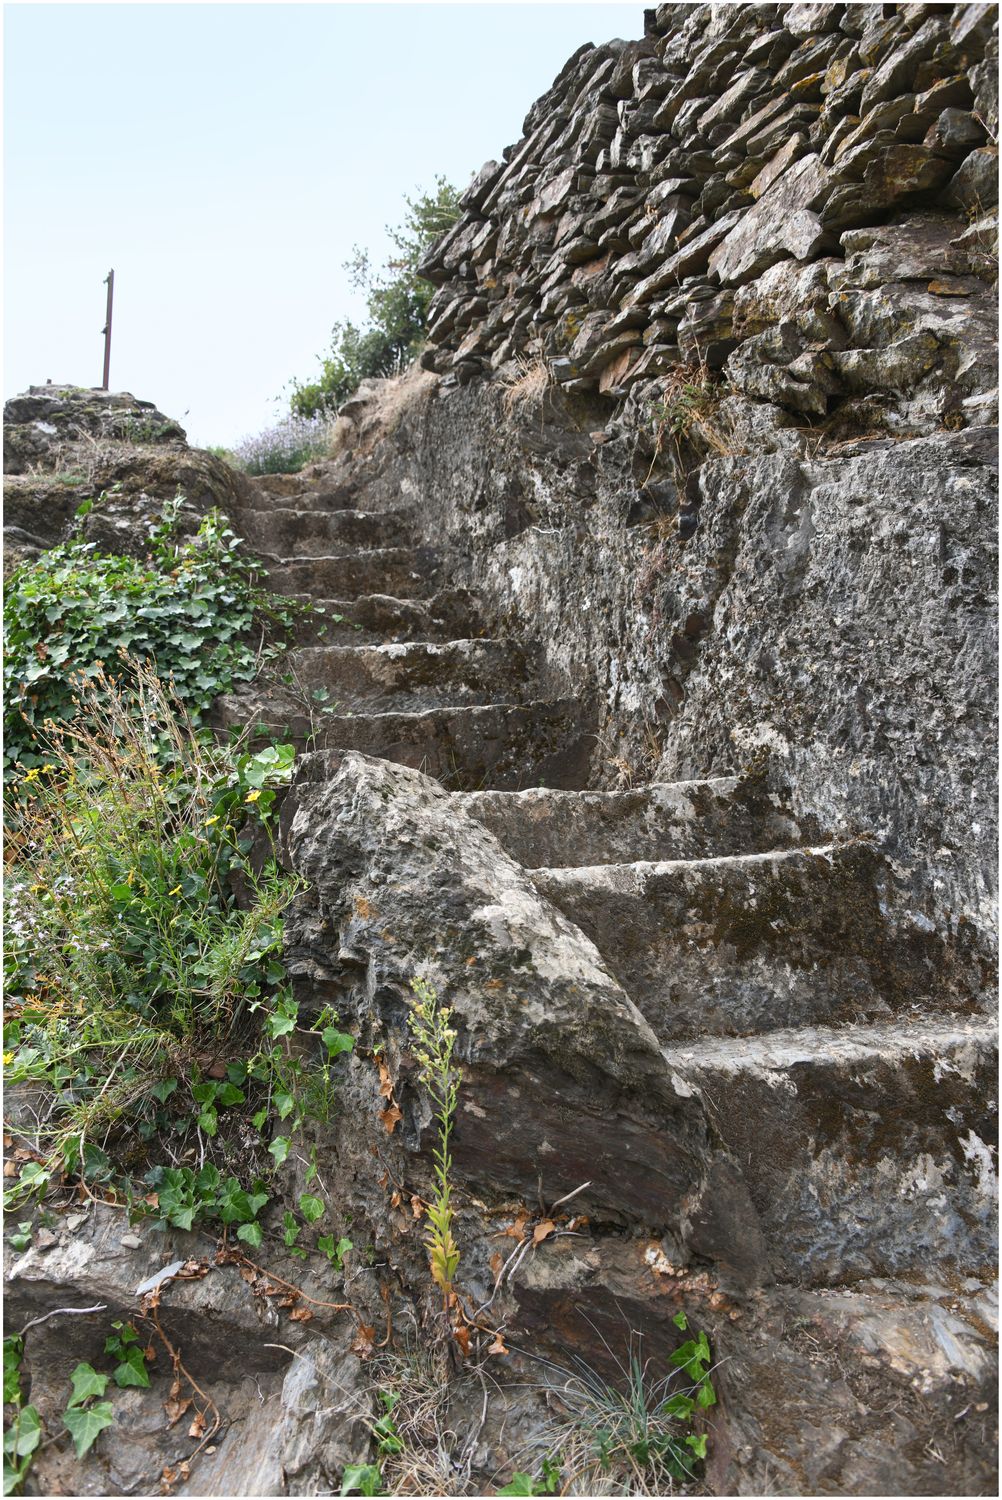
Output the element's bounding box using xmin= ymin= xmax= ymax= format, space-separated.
xmin=230 ymin=467 xmax=997 ymax=1493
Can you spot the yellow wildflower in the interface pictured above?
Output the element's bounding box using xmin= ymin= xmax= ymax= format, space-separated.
xmin=3 ymin=1052 xmax=14 ymax=1067
xmin=168 ymin=885 xmax=183 ymax=897
xmin=204 ymin=815 xmax=220 ymax=826
xmin=245 ymin=790 xmax=261 ymax=803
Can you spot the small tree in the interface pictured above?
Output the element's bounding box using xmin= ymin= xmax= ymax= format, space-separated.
xmin=291 ymin=177 xmax=461 ymax=416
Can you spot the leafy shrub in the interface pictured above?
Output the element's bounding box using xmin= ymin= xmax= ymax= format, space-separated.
xmin=2 ymin=666 xmax=319 ymax=1217
xmin=291 ymin=178 xmax=460 ymax=417
xmin=228 ymin=410 xmax=339 ymax=476
xmin=3 ymin=498 xmax=297 ymax=782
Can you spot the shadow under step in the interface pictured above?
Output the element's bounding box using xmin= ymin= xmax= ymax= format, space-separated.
xmin=238 ymin=507 xmax=415 ymax=556
xmin=256 ymin=639 xmax=537 ymax=715
xmin=276 ymin=700 xmax=596 ymax=791
xmin=262 ymin=547 xmax=438 ymax=599
xmin=458 ymin=777 xmax=802 ymax=868
xmin=663 ymin=1016 xmax=998 ymax=1287
xmin=281 ymin=589 xmax=482 ymax=646
xmin=530 ymin=843 xmax=975 ymax=1043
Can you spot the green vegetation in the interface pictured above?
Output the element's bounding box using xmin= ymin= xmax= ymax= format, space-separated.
xmin=227 ymin=410 xmax=340 ymax=476
xmin=4 ymin=1339 xmax=116 ymax=1494
xmin=524 ymin=1314 xmax=715 ymax=1493
xmin=291 ymin=178 xmax=460 ymax=417
xmin=3 ymin=497 xmax=301 ymax=784
xmin=3 ymin=666 xmax=352 ymax=1240
xmin=406 ymin=977 xmax=461 ymax=1307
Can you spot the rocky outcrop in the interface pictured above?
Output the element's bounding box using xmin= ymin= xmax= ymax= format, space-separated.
xmin=5 ymin=5 xmax=998 ymax=1497
xmin=2 ymin=385 xmax=246 ymax=567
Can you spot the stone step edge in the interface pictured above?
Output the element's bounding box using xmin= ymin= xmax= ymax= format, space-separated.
xmin=257 ymin=546 xmax=436 ymax=565
xmin=460 ymin=775 xmax=739 ymax=805
xmin=531 ymin=840 xmax=858 ymax=883
xmin=284 ymin=636 xmax=524 ymax=661
xmin=661 ymin=1016 xmax=998 ymax=1078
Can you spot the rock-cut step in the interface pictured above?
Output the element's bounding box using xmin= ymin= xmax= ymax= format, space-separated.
xmin=283 ymin=588 xmax=482 ymax=646
xmin=458 ymin=777 xmax=802 ymax=868
xmin=663 ymin=1017 xmax=998 ymax=1288
xmin=283 ymin=701 xmax=596 ymax=791
xmin=253 ymin=639 xmax=536 ymax=715
xmin=263 ymin=547 xmax=438 ymax=599
xmin=530 ymin=842 xmax=969 ymax=1043
xmin=239 ymin=506 xmax=415 ymax=557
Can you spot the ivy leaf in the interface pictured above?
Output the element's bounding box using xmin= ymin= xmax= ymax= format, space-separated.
xmin=113 ymin=1347 xmax=150 ymax=1389
xmin=497 ymin=1475 xmax=536 ymax=1496
xmin=63 ymin=1400 xmax=115 ymax=1459
xmin=268 ymin=1136 xmax=290 ymax=1167
xmin=298 ymin=1193 xmax=325 ymax=1224
xmin=236 ymin=1221 xmax=263 ymax=1250
xmin=321 ymin=1027 xmax=355 ymax=1059
xmin=67 ymin=1362 xmax=110 ymax=1407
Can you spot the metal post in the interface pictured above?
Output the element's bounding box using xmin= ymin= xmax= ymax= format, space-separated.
xmin=101 ymin=270 xmax=114 ymax=390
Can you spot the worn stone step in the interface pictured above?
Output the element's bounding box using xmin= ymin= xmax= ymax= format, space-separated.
xmin=530 ymin=842 xmax=962 ymax=1042
xmin=283 ymin=589 xmax=482 ymax=646
xmin=458 ymin=777 xmax=802 ymax=868
xmin=266 ymin=639 xmax=535 ymax=714
xmin=263 ymin=547 xmax=438 ymax=599
xmin=662 ymin=1017 xmax=998 ymax=1286
xmin=278 ymin=701 xmax=596 ymax=791
xmin=244 ymin=474 xmax=359 ymax=508
xmin=239 ymin=507 xmax=415 ymax=556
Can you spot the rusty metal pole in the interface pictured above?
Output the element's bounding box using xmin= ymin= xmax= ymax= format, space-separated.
xmin=101 ymin=270 xmax=114 ymax=389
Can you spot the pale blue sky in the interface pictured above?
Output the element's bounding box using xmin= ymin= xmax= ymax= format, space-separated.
xmin=4 ymin=2 xmax=645 ymax=446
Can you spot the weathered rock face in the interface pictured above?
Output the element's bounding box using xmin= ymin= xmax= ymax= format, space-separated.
xmin=2 ymin=384 xmax=247 ymax=566
xmin=5 ymin=5 xmax=998 ymax=1497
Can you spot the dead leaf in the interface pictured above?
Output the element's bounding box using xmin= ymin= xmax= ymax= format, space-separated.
xmin=351 ymin=1323 xmax=376 ymax=1359
xmin=503 ymin=1212 xmax=529 ymax=1241
xmin=142 ymin=1344 xmax=157 ymax=1363
xmin=206 ymin=1060 xmax=227 ymax=1080
xmin=453 ymin=1325 xmax=471 ymax=1357
xmin=377 ymin=1060 xmax=394 ymax=1099
xmin=489 ymin=1251 xmax=503 ymax=1277
xmin=484 ymin=979 xmax=504 ymax=991
xmin=465 ymin=956 xmax=477 ymax=967
xmin=410 ymin=1195 xmax=424 ymax=1220
xmin=390 ymin=1190 xmax=401 ymax=1208
xmin=3 ymin=1161 xmax=15 ymax=1178
xmin=239 ymin=1267 xmax=257 ymax=1285
xmin=488 ymin=1333 xmax=509 ymax=1355
xmin=163 ymin=1395 xmax=192 ymax=1427
xmin=380 ymin=1103 xmax=403 ymax=1134
xmin=533 ymin=1220 xmax=556 ymax=1246
xmin=188 ymin=1410 xmax=207 ymax=1440
xmin=178 ymin=1259 xmax=209 ymax=1279
xmin=288 ymin=1305 xmax=314 ymax=1323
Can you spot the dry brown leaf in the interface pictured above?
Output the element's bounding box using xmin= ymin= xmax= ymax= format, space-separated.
xmin=142 ymin=1344 xmax=157 ymax=1363
xmin=288 ymin=1305 xmax=314 ymax=1322
xmin=164 ymin=1395 xmax=192 ymax=1427
xmin=377 ymin=1060 xmax=394 ymax=1099
xmin=178 ymin=1259 xmax=209 ymax=1279
xmin=239 ymin=1267 xmax=257 ymax=1285
xmin=351 ymin=1323 xmax=376 ymax=1359
xmin=380 ymin=1103 xmax=403 ymax=1134
xmin=410 ymin=1195 xmax=425 ymax=1220
xmin=390 ymin=1190 xmax=402 ymax=1208
xmin=533 ymin=1220 xmax=556 ymax=1245
xmin=453 ymin=1325 xmax=471 ymax=1357
xmin=488 ymin=1333 xmax=509 ymax=1355
xmin=503 ymin=1212 xmax=529 ymax=1241
xmin=490 ymin=1251 xmax=503 ymax=1277
xmin=188 ymin=1410 xmax=207 ymax=1440
xmin=465 ymin=956 xmax=477 ymax=967
xmin=3 ymin=1161 xmax=16 ymax=1178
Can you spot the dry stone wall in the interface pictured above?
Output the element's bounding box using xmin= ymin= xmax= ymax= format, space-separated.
xmin=421 ymin=0 xmax=997 ymax=427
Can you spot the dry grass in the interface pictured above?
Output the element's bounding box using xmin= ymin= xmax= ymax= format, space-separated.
xmin=498 ymin=357 xmax=553 ymax=420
